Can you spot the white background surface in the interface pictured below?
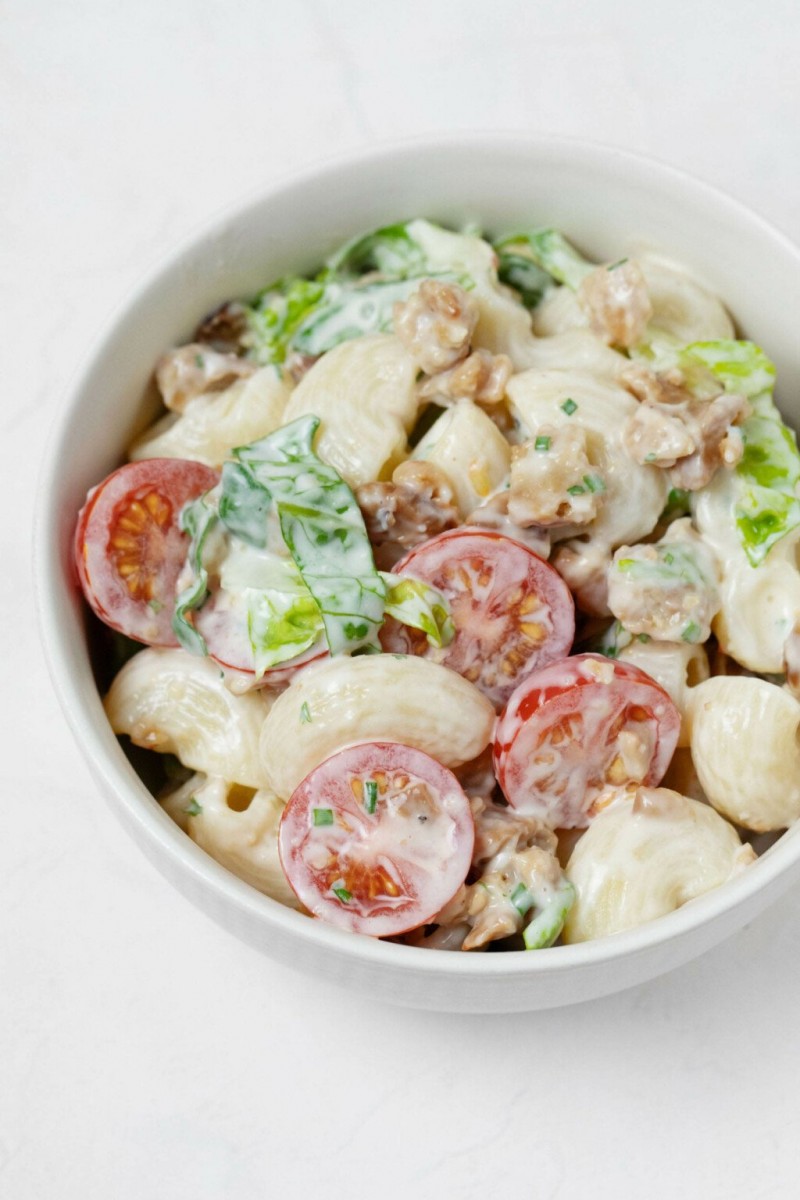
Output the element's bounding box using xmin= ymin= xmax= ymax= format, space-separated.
xmin=3 ymin=2 xmax=800 ymax=1196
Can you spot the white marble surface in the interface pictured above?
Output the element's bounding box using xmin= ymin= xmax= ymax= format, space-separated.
xmin=4 ymin=1 xmax=800 ymax=1195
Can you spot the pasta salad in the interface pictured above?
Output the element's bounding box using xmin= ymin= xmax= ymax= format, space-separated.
xmin=74 ymin=219 xmax=800 ymax=951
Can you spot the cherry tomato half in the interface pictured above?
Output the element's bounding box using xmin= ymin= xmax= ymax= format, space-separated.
xmin=380 ymin=528 xmax=575 ymax=709
xmin=74 ymin=458 xmax=218 ymax=646
xmin=278 ymin=742 xmax=475 ymax=938
xmin=493 ymin=653 xmax=680 ymax=828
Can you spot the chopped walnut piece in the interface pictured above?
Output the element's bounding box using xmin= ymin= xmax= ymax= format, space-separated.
xmin=154 ymin=343 xmax=257 ymax=413
xmin=466 ymin=490 xmax=551 ymax=559
xmin=393 ymin=279 xmax=479 ymax=374
xmin=431 ymin=803 xmax=564 ymax=951
xmin=551 ymin=539 xmax=611 ymax=616
xmin=607 ymin=520 xmax=720 ymax=644
xmin=355 ymin=460 xmax=459 ymax=569
xmin=193 ymin=301 xmax=249 ymax=354
xmin=622 ymin=364 xmax=749 ymax=490
xmin=507 ymin=425 xmax=604 ymax=528
xmin=419 ymin=349 xmax=513 ymax=405
xmin=577 ymin=260 xmax=653 ymax=348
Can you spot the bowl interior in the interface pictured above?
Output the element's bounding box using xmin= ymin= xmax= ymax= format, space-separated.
xmin=35 ymin=135 xmax=800 ymax=1011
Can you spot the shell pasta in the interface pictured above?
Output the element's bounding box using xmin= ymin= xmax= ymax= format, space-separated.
xmin=75 ymin=218 xmax=800 ymax=953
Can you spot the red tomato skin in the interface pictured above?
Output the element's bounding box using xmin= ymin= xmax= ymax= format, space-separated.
xmin=380 ymin=527 xmax=575 ymax=710
xmin=74 ymin=458 xmax=218 ymax=646
xmin=493 ymin=653 xmax=681 ymax=828
xmin=278 ymin=741 xmax=475 ymax=938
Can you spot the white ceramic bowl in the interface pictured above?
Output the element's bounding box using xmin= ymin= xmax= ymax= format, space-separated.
xmin=35 ymin=134 xmax=800 ymax=1013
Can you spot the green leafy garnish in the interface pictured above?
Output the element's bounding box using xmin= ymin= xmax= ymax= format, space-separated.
xmin=494 ymin=229 xmax=593 ymax=291
xmin=332 ymin=885 xmax=352 ymax=903
xmin=681 ymin=621 xmax=702 ymax=643
xmin=561 ymin=397 xmax=578 ymax=416
xmin=381 ymin=574 xmax=454 ymax=648
xmin=534 ymin=435 xmax=551 ymax=452
xmin=246 ymin=561 xmax=325 ymax=676
xmin=245 ymin=277 xmax=327 ymax=365
xmin=592 ymin=619 xmax=634 ymax=660
xmin=300 ymin=701 xmax=312 ymax=724
xmin=172 ymin=492 xmax=219 ymax=656
xmin=185 ymin=797 xmax=202 ymax=817
xmin=313 ymin=808 xmax=334 ymax=827
xmin=228 ymin=416 xmax=387 ymax=655
xmin=567 ymin=484 xmax=586 ymax=496
xmin=494 ymin=243 xmax=553 ymax=309
xmin=583 ymin=474 xmax=605 ymax=494
xmin=511 ymin=882 xmax=533 ymax=917
xmin=323 ymin=223 xmax=426 ymax=281
xmin=614 ymin=543 xmax=711 ymax=588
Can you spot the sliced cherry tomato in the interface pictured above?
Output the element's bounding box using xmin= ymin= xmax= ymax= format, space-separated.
xmin=75 ymin=458 xmax=218 ymax=646
xmin=278 ymin=742 xmax=475 ymax=937
xmin=494 ymin=653 xmax=680 ymax=828
xmin=380 ymin=528 xmax=575 ymax=709
xmin=193 ymin=590 xmax=328 ymax=683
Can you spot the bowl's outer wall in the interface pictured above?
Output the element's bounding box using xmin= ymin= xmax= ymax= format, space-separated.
xmin=37 ymin=136 xmax=800 ymax=1012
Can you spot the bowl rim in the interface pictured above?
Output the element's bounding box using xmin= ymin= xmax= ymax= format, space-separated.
xmin=33 ymin=131 xmax=800 ymax=980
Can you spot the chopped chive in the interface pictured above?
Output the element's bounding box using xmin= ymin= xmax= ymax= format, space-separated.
xmin=185 ymin=797 xmax=202 ymax=817
xmin=681 ymin=621 xmax=701 ymax=643
xmin=567 ymin=484 xmax=586 ymax=496
xmin=638 ymin=633 xmax=650 ymax=643
xmin=663 ymin=552 xmax=675 ymax=565
xmin=511 ymin=882 xmax=533 ymax=916
xmin=644 ymin=452 xmax=657 ymax=463
xmin=617 ymin=558 xmax=635 ymax=571
xmin=313 ymin=807 xmax=334 ymax=826
xmin=534 ymin=435 xmax=551 ymax=452
xmin=332 ymin=885 xmax=352 ymax=903
xmin=300 ymin=701 xmax=312 ymax=724
xmin=583 ymin=474 xmax=605 ymax=494
xmin=363 ymin=779 xmax=378 ymax=814
xmin=561 ymin=398 xmax=578 ymax=416
xmin=194 ymin=353 xmax=204 ymax=368
xmin=607 ymin=257 xmax=629 ymax=271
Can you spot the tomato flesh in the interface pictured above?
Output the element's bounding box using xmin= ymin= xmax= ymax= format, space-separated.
xmin=278 ymin=742 xmax=475 ymax=937
xmin=494 ymin=653 xmax=680 ymax=828
xmin=75 ymin=458 xmax=218 ymax=646
xmin=380 ymin=528 xmax=574 ymax=709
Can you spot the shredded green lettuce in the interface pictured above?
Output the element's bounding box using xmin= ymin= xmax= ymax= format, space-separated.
xmin=172 ymin=493 xmax=219 ymax=655
xmin=380 ymin=574 xmax=455 ymax=648
xmin=683 ymin=341 xmax=800 ymax=565
xmin=322 ymin=222 xmax=427 ymax=281
xmin=614 ymin=542 xmax=712 ymax=589
xmin=230 ymin=416 xmax=387 ymax=655
xmin=494 ymin=229 xmax=594 ymax=291
xmin=591 ymin=619 xmax=635 ymax=660
xmin=245 ymin=560 xmax=325 ymax=676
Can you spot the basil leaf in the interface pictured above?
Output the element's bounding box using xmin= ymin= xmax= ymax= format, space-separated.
xmin=244 ymin=277 xmax=326 ymax=365
xmin=494 ymin=247 xmax=552 ymax=309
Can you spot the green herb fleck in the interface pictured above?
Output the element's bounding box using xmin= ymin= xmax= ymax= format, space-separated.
xmin=332 ymin=885 xmax=352 ymax=903
xmin=583 ymin=474 xmax=605 ymax=494
xmin=561 ymin=398 xmax=578 ymax=416
xmin=663 ymin=552 xmax=674 ymax=565
xmin=313 ymin=808 xmax=334 ymax=826
xmin=638 ymin=633 xmax=650 ymax=643
xmin=148 ymin=599 xmax=163 ymax=613
xmin=534 ymin=435 xmax=551 ymax=452
xmin=194 ymin=353 xmax=204 ymax=368
xmin=567 ymin=484 xmax=586 ymax=496
xmin=645 ymin=452 xmax=657 ymax=463
xmin=185 ymin=797 xmax=202 ymax=817
xmin=681 ymin=621 xmax=701 ymax=643
xmin=300 ymin=701 xmax=312 ymax=724
xmin=363 ymin=779 xmax=378 ymax=814
xmin=607 ymin=258 xmax=629 ymax=271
